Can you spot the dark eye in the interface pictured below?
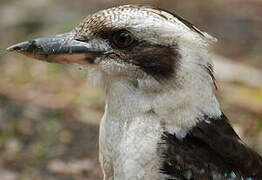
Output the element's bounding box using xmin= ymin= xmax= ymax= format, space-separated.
xmin=112 ymin=30 xmax=135 ymax=48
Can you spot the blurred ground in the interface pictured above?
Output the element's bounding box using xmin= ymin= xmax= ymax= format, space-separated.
xmin=0 ymin=0 xmax=262 ymax=179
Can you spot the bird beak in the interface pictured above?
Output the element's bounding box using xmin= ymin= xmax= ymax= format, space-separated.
xmin=6 ymin=32 xmax=105 ymax=65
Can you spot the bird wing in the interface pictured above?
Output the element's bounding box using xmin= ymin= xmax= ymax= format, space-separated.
xmin=160 ymin=113 xmax=262 ymax=180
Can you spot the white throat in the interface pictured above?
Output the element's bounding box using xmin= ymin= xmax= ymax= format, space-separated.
xmin=96 ymin=48 xmax=221 ymax=180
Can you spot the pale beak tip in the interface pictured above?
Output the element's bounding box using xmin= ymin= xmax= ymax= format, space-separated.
xmin=6 ymin=41 xmax=31 ymax=52
xmin=6 ymin=45 xmax=16 ymax=52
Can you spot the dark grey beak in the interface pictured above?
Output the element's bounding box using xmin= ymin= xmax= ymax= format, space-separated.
xmin=7 ymin=32 xmax=105 ymax=64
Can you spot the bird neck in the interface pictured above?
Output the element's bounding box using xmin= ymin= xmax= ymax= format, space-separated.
xmin=104 ymin=67 xmax=221 ymax=138
xmin=99 ymin=53 xmax=222 ymax=179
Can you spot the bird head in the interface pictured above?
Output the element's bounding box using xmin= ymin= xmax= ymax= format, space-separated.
xmin=7 ymin=5 xmax=217 ymax=90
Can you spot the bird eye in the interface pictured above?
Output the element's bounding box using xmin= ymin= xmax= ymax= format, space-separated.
xmin=112 ymin=30 xmax=134 ymax=48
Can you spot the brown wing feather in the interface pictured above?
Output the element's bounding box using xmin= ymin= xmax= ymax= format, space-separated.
xmin=159 ymin=113 xmax=262 ymax=180
xmin=191 ymin=113 xmax=262 ymax=177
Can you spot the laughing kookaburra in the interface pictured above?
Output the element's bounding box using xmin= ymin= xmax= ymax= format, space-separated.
xmin=7 ymin=5 xmax=262 ymax=180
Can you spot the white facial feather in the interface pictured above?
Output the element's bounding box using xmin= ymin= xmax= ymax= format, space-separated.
xmin=76 ymin=5 xmax=222 ymax=180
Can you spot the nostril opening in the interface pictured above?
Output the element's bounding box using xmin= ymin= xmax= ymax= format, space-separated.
xmin=26 ymin=40 xmax=43 ymax=53
xmin=29 ymin=40 xmax=36 ymax=45
xmin=28 ymin=40 xmax=39 ymax=49
xmin=75 ymin=38 xmax=88 ymax=43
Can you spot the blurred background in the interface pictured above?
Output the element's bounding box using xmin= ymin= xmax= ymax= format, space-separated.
xmin=0 ymin=0 xmax=262 ymax=179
